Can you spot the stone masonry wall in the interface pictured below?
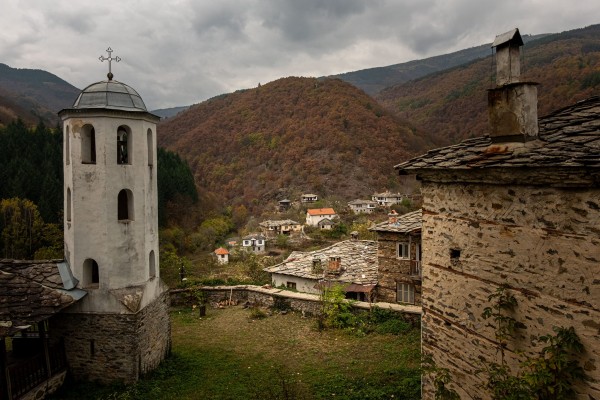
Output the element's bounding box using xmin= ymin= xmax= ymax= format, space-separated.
xmin=420 ymin=181 xmax=600 ymax=399
xmin=376 ymin=231 xmax=422 ymax=304
xmin=50 ymin=292 xmax=171 ymax=384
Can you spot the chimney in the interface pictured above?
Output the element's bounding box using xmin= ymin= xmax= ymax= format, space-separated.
xmin=388 ymin=210 xmax=398 ymax=224
xmin=327 ymin=257 xmax=341 ymax=274
xmin=488 ymin=28 xmax=538 ymax=143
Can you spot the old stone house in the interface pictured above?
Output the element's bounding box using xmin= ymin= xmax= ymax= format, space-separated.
xmin=370 ymin=210 xmax=422 ymax=305
xmin=396 ymin=29 xmax=600 ymax=398
xmin=301 ymin=193 xmax=318 ymax=203
xmin=264 ymin=240 xmax=378 ymax=301
xmin=348 ymin=199 xmax=378 ymax=214
xmin=259 ymin=219 xmax=302 ymax=238
xmin=305 ymin=208 xmax=337 ymax=227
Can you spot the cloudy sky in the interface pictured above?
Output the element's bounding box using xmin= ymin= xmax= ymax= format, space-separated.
xmin=2 ymin=0 xmax=599 ymax=109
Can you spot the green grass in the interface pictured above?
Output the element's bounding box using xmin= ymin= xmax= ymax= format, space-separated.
xmin=50 ymin=307 xmax=421 ymax=399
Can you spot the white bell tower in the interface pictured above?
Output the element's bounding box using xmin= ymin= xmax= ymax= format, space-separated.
xmin=54 ymin=49 xmax=170 ymax=383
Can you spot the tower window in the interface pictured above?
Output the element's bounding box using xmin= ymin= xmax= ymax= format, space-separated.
xmin=147 ymin=129 xmax=154 ymax=166
xmin=81 ymin=125 xmax=96 ymax=164
xmin=83 ymin=258 xmax=99 ymax=288
xmin=66 ymin=125 xmax=70 ymax=165
xmin=149 ymin=250 xmax=156 ymax=278
xmin=118 ymin=189 xmax=134 ymax=221
xmin=117 ymin=126 xmax=131 ymax=165
xmin=67 ymin=188 xmax=72 ymax=222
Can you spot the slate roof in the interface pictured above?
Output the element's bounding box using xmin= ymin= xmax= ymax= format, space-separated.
xmin=264 ymin=240 xmax=378 ymax=285
xmin=0 ymin=260 xmax=87 ymax=336
xmin=370 ymin=210 xmax=422 ymax=234
xmin=259 ymin=219 xmax=301 ymax=228
xmin=395 ymin=96 xmax=600 ymax=173
xmin=348 ymin=199 xmax=377 ymax=206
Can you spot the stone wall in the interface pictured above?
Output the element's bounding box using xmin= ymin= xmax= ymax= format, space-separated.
xmin=50 ymin=292 xmax=171 ymax=384
xmin=420 ymin=181 xmax=600 ymax=398
xmin=376 ymin=231 xmax=422 ymax=304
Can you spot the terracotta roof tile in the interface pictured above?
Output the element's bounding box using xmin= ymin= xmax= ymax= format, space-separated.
xmin=307 ymin=208 xmax=336 ymax=216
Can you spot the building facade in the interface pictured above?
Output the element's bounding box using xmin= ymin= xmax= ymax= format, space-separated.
xmin=370 ymin=210 xmax=422 ymax=305
xmin=305 ymin=208 xmax=337 ymax=227
xmin=348 ymin=199 xmax=378 ymax=214
xmin=397 ymin=29 xmax=600 ymax=398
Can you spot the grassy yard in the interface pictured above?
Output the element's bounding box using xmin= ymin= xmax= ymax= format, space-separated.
xmin=50 ymin=306 xmax=421 ymax=399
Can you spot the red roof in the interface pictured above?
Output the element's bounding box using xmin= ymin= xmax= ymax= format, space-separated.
xmin=214 ymin=247 xmax=229 ymax=255
xmin=307 ymin=208 xmax=336 ymax=216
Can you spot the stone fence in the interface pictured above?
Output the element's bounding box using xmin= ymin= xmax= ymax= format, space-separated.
xmin=170 ymin=285 xmax=422 ymax=324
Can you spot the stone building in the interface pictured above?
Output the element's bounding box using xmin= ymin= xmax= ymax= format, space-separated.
xmin=370 ymin=210 xmax=422 ymax=305
xmin=348 ymin=199 xmax=378 ymax=214
xmin=264 ymin=240 xmax=378 ymax=301
xmin=259 ymin=219 xmax=302 ymax=238
xmin=53 ymin=59 xmax=171 ymax=384
xmin=396 ymin=29 xmax=600 ymax=398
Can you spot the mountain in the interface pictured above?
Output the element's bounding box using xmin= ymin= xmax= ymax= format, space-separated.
xmin=157 ymin=77 xmax=428 ymax=212
xmin=0 ymin=63 xmax=80 ymax=127
xmin=376 ymin=24 xmax=600 ymax=146
xmin=333 ymin=34 xmax=548 ymax=96
xmin=151 ymin=106 xmax=190 ymax=119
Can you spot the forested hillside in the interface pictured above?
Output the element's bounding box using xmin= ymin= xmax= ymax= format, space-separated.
xmin=0 ymin=64 xmax=80 ymax=127
xmin=377 ymin=24 xmax=600 ymax=146
xmin=0 ymin=120 xmax=197 ymax=258
xmin=158 ymin=77 xmax=429 ymax=212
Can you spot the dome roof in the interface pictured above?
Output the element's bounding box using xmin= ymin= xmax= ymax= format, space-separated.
xmin=72 ymin=80 xmax=147 ymax=112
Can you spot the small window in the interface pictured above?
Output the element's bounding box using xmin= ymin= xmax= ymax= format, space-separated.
xmin=81 ymin=125 xmax=96 ymax=164
xmin=117 ymin=126 xmax=131 ymax=165
xmin=147 ymin=129 xmax=153 ymax=166
xmin=83 ymin=258 xmax=99 ymax=288
xmin=67 ymin=188 xmax=72 ymax=222
xmin=118 ymin=189 xmax=134 ymax=221
xmin=66 ymin=125 xmax=70 ymax=165
xmin=149 ymin=250 xmax=156 ymax=278
xmin=397 ymin=282 xmax=414 ymax=304
xmin=286 ymin=282 xmax=297 ymax=290
xmin=397 ymin=242 xmax=409 ymax=259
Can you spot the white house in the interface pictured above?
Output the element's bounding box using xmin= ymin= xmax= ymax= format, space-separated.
xmin=305 ymin=208 xmax=337 ymax=227
xmin=242 ymin=234 xmax=265 ymax=253
xmin=371 ymin=191 xmax=406 ymax=207
xmin=301 ymin=193 xmax=318 ymax=203
xmin=348 ymin=199 xmax=378 ymax=214
xmin=214 ymin=247 xmax=229 ymax=264
xmin=264 ymin=240 xmax=378 ymax=301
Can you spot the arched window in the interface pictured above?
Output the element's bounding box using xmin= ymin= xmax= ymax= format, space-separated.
xmin=67 ymin=187 xmax=72 ymax=222
xmin=149 ymin=250 xmax=156 ymax=278
xmin=118 ymin=189 xmax=134 ymax=221
xmin=66 ymin=125 xmax=70 ymax=165
xmin=81 ymin=125 xmax=96 ymax=164
xmin=147 ymin=129 xmax=154 ymax=166
xmin=117 ymin=126 xmax=132 ymax=164
xmin=83 ymin=258 xmax=99 ymax=288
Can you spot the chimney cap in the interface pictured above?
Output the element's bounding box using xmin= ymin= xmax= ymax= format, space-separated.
xmin=491 ymin=28 xmax=523 ymax=48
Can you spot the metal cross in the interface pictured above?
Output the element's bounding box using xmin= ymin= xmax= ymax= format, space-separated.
xmin=99 ymin=47 xmax=121 ymax=80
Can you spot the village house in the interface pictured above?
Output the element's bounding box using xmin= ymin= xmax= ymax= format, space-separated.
xmin=278 ymin=199 xmax=291 ymax=211
xmin=300 ymin=193 xmax=318 ymax=203
xmin=370 ymin=210 xmax=422 ymax=305
xmin=259 ymin=219 xmax=302 ymax=238
xmin=214 ymin=247 xmax=229 ymax=264
xmin=371 ymin=191 xmax=406 ymax=207
xmin=241 ymin=234 xmax=266 ymax=253
xmin=264 ymin=240 xmax=378 ymax=301
xmin=396 ymin=29 xmax=600 ymax=398
xmin=347 ymin=199 xmax=378 ymax=214
xmin=317 ymin=218 xmax=336 ymax=230
xmin=305 ymin=207 xmax=337 ymax=227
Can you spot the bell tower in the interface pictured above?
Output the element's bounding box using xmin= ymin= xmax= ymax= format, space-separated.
xmin=53 ymin=49 xmax=170 ymax=383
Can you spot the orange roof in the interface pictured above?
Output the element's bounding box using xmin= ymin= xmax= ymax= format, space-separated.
xmin=214 ymin=247 xmax=229 ymax=255
xmin=307 ymin=208 xmax=336 ymax=216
